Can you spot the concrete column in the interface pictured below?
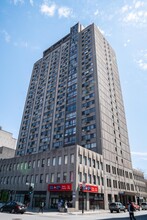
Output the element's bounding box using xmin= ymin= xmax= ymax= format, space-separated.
xmin=46 ymin=191 xmax=50 ymax=209
xmin=86 ymin=193 xmax=90 ymax=210
xmin=74 ymin=190 xmax=79 ymax=211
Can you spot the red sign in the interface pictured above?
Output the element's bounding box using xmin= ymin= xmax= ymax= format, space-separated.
xmin=48 ymin=183 xmax=72 ymax=191
xmin=79 ymin=183 xmax=98 ymax=193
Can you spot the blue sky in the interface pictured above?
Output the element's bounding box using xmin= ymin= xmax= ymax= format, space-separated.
xmin=0 ymin=0 xmax=147 ymax=176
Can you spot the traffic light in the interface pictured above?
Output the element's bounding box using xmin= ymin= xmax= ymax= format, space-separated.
xmin=24 ymin=194 xmax=30 ymax=203
xmin=29 ymin=185 xmax=34 ymax=194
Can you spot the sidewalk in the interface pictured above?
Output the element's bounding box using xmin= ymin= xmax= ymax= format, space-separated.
xmin=26 ymin=208 xmax=109 ymax=216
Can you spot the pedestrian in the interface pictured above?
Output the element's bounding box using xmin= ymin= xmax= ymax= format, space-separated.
xmin=64 ymin=201 xmax=68 ymax=213
xmin=128 ymin=201 xmax=136 ymax=220
xmin=39 ymin=201 xmax=44 ymax=213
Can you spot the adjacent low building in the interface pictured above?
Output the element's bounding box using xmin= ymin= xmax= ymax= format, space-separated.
xmin=0 ymin=127 xmax=17 ymax=159
xmin=133 ymin=169 xmax=147 ymax=204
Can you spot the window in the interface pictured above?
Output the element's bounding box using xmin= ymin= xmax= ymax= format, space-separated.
xmin=97 ymin=176 xmax=100 ymax=185
xmin=33 ymin=160 xmax=35 ymax=168
xmin=79 ymin=155 xmax=82 ymax=164
xmin=88 ymin=174 xmax=91 ymax=183
xmin=84 ymin=156 xmax=87 ymax=165
xmin=51 ymin=173 xmax=54 ymax=183
xmin=40 ymin=174 xmax=43 ymax=183
xmin=106 ymin=164 xmax=111 ymax=173
xmin=35 ymin=175 xmax=38 ymax=183
xmin=84 ymin=173 xmax=87 ymax=182
xmin=58 ymin=156 xmax=61 ymax=165
xmin=45 ymin=174 xmax=49 ymax=183
xmin=101 ymin=177 xmax=104 ymax=186
xmin=88 ymin=158 xmax=91 ymax=166
xmin=70 ymin=154 xmax=74 ymax=163
xmin=31 ymin=175 xmax=34 ymax=183
xmin=47 ymin=158 xmax=50 ymax=166
xmin=42 ymin=159 xmax=45 ymax=167
xmin=70 ymin=171 xmax=74 ymax=182
xmin=28 ymin=161 xmax=31 ymax=169
xmin=93 ymin=159 xmax=95 ymax=168
xmin=64 ymin=155 xmax=68 ymax=164
xmin=63 ymin=172 xmax=67 ymax=182
xmin=52 ymin=157 xmax=56 ymax=166
xmin=79 ymin=172 xmax=82 ymax=182
xmin=57 ymin=173 xmax=61 ymax=183
xmin=93 ymin=175 xmax=96 ymax=184
xmin=37 ymin=160 xmax=40 ymax=167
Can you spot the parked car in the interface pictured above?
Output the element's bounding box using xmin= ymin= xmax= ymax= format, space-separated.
xmin=0 ymin=202 xmax=5 ymax=208
xmin=132 ymin=202 xmax=140 ymax=211
xmin=141 ymin=202 xmax=147 ymax=210
xmin=109 ymin=202 xmax=126 ymax=213
xmin=0 ymin=201 xmax=27 ymax=214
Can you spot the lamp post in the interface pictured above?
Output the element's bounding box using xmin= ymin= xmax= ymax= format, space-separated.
xmin=81 ymin=181 xmax=86 ymax=214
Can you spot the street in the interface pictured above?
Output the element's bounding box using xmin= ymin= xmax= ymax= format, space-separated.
xmin=0 ymin=210 xmax=147 ymax=220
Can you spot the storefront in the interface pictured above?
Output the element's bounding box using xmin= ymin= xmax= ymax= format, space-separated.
xmin=48 ymin=183 xmax=73 ymax=209
xmin=78 ymin=183 xmax=103 ymax=210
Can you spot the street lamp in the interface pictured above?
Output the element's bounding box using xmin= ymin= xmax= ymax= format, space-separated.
xmin=81 ymin=181 xmax=86 ymax=214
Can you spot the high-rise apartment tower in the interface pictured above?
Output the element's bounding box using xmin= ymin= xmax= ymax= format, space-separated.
xmin=16 ymin=22 xmax=133 ymax=187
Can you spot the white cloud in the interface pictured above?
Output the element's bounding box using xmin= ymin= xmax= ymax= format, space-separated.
xmin=1 ymin=30 xmax=11 ymax=43
xmin=134 ymin=1 xmax=144 ymax=9
xmin=14 ymin=40 xmax=28 ymax=48
xmin=11 ymin=0 xmax=24 ymax=5
xmin=123 ymin=39 xmax=131 ymax=47
xmin=137 ymin=59 xmax=147 ymax=70
xmin=121 ymin=5 xmax=130 ymax=13
xmin=58 ymin=7 xmax=72 ymax=18
xmin=29 ymin=0 xmax=34 ymax=6
xmin=120 ymin=1 xmax=147 ymax=26
xmin=40 ymin=3 xmax=56 ymax=17
xmin=98 ymin=27 xmax=105 ymax=35
xmin=40 ymin=1 xmax=73 ymax=18
xmin=135 ymin=50 xmax=147 ymax=71
xmin=94 ymin=9 xmax=99 ymax=16
xmin=131 ymin=151 xmax=147 ymax=156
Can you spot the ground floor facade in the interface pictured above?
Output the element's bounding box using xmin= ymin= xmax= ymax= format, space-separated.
xmin=0 ymin=144 xmax=145 ymax=211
